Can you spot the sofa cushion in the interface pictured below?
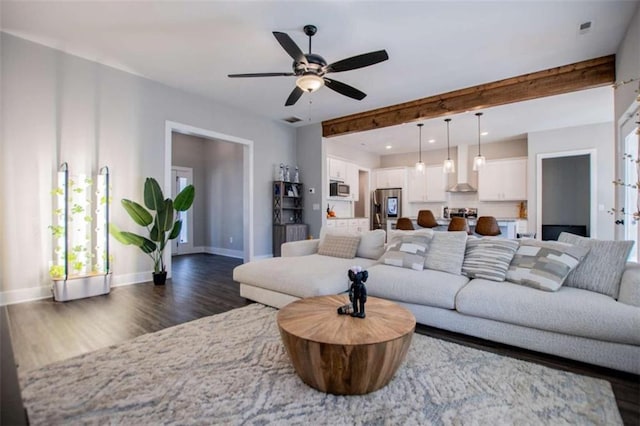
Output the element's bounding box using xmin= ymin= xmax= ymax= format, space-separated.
xmin=365 ymin=264 xmax=470 ymax=309
xmin=506 ymin=240 xmax=590 ymax=291
xmin=558 ymin=232 xmax=634 ymax=298
xmin=462 ymin=238 xmax=520 ymax=281
xmin=317 ymin=234 xmax=360 ymax=258
xmin=424 ymin=231 xmax=467 ymax=275
xmin=379 ymin=233 xmax=432 ymax=271
xmin=233 ymin=254 xmax=378 ymax=298
xmin=456 ymin=278 xmax=640 ymax=345
xmin=320 ymin=227 xmax=386 ymax=260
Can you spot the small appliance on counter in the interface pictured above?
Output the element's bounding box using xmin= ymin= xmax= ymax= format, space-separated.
xmin=448 ymin=207 xmax=478 ymax=219
xmin=330 ymin=181 xmax=350 ymax=197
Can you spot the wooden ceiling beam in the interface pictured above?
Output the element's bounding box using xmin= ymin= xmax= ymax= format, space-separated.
xmin=322 ymin=55 xmax=615 ymax=138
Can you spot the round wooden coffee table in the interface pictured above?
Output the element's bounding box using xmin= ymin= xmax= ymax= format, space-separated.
xmin=277 ymin=294 xmax=416 ymax=395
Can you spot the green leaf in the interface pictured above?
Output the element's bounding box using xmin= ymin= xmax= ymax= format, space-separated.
xmin=120 ymin=231 xmax=156 ymax=254
xmin=109 ymin=223 xmax=132 ymax=245
xmin=144 ymin=178 xmax=164 ymax=211
xmin=150 ymin=223 xmax=161 ymax=242
xmin=174 ymin=185 xmax=195 ymax=212
xmin=156 ymin=199 xmax=174 ymax=233
xmin=168 ymin=220 xmax=182 ymax=240
xmin=121 ymin=199 xmax=153 ymax=227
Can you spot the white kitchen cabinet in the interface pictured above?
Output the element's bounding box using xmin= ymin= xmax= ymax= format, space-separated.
xmin=407 ymin=166 xmax=446 ymax=202
xmin=478 ymin=158 xmax=527 ymax=201
xmin=328 ymin=157 xmax=348 ymax=181
xmin=347 ymin=162 xmax=359 ymax=201
xmin=375 ymin=167 xmax=405 ymax=189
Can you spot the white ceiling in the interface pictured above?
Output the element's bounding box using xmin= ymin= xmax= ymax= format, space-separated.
xmin=1 ymin=0 xmax=635 ymax=146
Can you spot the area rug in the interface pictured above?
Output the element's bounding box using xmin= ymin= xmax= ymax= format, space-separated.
xmin=20 ymin=304 xmax=621 ymax=425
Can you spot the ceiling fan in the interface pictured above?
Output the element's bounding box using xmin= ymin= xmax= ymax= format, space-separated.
xmin=228 ymin=25 xmax=389 ymax=106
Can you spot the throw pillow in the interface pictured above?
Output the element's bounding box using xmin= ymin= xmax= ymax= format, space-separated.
xmin=355 ymin=229 xmax=386 ymax=260
xmin=379 ymin=234 xmax=432 ymax=271
xmin=317 ymin=234 xmax=361 ymax=259
xmin=558 ymin=232 xmax=634 ymax=298
xmin=506 ymin=240 xmax=590 ymax=291
xmin=319 ymin=227 xmax=386 ymax=260
xmin=424 ymin=231 xmax=468 ymax=275
xmin=462 ymin=238 xmax=520 ymax=281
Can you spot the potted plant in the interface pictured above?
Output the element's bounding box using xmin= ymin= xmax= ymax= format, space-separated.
xmin=110 ymin=177 xmax=195 ymax=285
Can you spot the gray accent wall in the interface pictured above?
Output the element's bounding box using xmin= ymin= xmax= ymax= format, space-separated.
xmin=295 ymin=124 xmax=323 ymax=240
xmin=0 ymin=33 xmax=296 ymax=302
xmin=172 ymin=133 xmax=207 ymax=248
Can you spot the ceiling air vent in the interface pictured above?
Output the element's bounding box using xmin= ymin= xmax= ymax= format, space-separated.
xmin=282 ymin=116 xmax=303 ymax=124
xmin=579 ymin=21 xmax=592 ymax=35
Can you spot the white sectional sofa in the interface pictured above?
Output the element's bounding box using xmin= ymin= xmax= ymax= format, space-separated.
xmin=233 ymin=229 xmax=640 ymax=374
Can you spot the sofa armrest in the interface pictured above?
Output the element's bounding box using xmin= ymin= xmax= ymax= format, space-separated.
xmin=281 ymin=239 xmax=320 ymax=257
xmin=618 ymin=262 xmax=640 ymax=307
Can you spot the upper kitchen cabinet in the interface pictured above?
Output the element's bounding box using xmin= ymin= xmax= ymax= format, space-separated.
xmin=374 ymin=167 xmax=405 ymax=189
xmin=407 ymin=165 xmax=447 ymax=202
xmin=328 ymin=157 xmax=348 ymax=181
xmin=478 ymin=157 xmax=527 ymax=201
xmin=347 ymin=162 xmax=360 ymax=201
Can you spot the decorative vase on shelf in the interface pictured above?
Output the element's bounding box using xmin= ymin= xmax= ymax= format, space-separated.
xmin=294 ymin=167 xmax=300 ymax=183
xmin=278 ymin=163 xmax=285 ymax=181
xmin=285 ymin=165 xmax=290 ymax=182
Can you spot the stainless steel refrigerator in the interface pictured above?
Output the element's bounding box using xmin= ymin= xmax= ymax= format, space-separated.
xmin=371 ymin=188 xmax=402 ymax=231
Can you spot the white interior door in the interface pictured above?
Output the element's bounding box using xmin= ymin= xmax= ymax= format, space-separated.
xmin=172 ymin=167 xmax=194 ymax=255
xmin=624 ymin=128 xmax=638 ymax=261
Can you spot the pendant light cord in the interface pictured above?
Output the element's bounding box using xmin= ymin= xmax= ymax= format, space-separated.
xmin=445 ymin=118 xmax=452 ymax=160
xmin=418 ymin=123 xmax=423 ymax=163
xmin=476 ymin=112 xmax=483 ymax=156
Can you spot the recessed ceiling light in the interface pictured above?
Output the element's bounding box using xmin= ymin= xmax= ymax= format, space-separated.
xmin=385 ymin=145 xmax=392 ymax=150
xmin=481 ymin=131 xmax=489 ymax=136
xmin=428 ymin=139 xmax=436 ymax=144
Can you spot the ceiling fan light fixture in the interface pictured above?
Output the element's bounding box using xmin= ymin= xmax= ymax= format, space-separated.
xmin=296 ymin=74 xmax=324 ymax=92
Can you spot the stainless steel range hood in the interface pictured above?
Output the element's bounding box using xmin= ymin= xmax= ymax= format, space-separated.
xmin=448 ymin=144 xmax=477 ymax=193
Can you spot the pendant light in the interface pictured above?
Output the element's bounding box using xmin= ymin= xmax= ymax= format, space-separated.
xmin=415 ymin=123 xmax=425 ymax=174
xmin=442 ymin=118 xmax=455 ymax=173
xmin=473 ymin=112 xmax=486 ymax=171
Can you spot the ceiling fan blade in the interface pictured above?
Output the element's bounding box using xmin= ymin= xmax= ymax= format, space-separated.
xmin=324 ymin=78 xmax=366 ymax=101
xmin=326 ymin=50 xmax=389 ymax=73
xmin=228 ymin=72 xmax=295 ymax=78
xmin=285 ymin=86 xmax=304 ymax=106
xmin=273 ymin=31 xmax=307 ymax=64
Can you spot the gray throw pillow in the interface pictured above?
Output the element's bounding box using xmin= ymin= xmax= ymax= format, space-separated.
xmin=506 ymin=240 xmax=590 ymax=291
xmin=462 ymin=238 xmax=520 ymax=281
xmin=558 ymin=232 xmax=634 ymax=298
xmin=317 ymin=234 xmax=361 ymax=259
xmin=424 ymin=231 xmax=468 ymax=275
xmin=379 ymin=234 xmax=432 ymax=271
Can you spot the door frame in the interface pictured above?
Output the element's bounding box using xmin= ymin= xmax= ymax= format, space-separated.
xmin=536 ymin=149 xmax=597 ymax=239
xmin=164 ymin=121 xmax=254 ymax=277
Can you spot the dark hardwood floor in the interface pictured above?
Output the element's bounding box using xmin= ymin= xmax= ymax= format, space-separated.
xmin=4 ymin=253 xmax=640 ymax=425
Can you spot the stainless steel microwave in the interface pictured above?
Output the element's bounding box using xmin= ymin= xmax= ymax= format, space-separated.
xmin=330 ymin=182 xmax=350 ymax=197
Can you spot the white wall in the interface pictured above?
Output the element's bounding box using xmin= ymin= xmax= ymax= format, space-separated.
xmin=527 ymin=122 xmax=615 ymax=240
xmin=0 ymin=33 xmax=297 ymax=304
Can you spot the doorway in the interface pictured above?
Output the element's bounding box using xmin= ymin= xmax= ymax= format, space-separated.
xmin=536 ymin=149 xmax=596 ymax=240
xmin=164 ymin=121 xmax=254 ymax=278
xmin=171 ymin=167 xmax=194 ymax=255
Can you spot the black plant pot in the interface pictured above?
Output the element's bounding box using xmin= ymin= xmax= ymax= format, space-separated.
xmin=153 ymin=271 xmax=167 ymax=285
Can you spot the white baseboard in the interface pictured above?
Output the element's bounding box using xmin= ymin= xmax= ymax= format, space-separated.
xmin=203 ymin=246 xmax=244 ymax=259
xmin=172 ymin=245 xmax=205 ymax=255
xmin=252 ymin=253 xmax=273 ymax=261
xmin=0 ymin=270 xmax=157 ymax=306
